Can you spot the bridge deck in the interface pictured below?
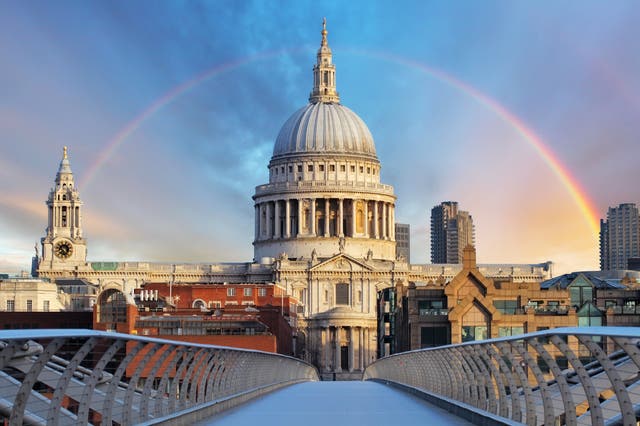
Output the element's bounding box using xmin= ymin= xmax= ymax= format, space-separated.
xmin=197 ymin=381 xmax=473 ymax=425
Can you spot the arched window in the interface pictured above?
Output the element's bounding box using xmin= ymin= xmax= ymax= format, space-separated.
xmin=356 ymin=209 xmax=364 ymax=233
xmin=192 ymin=299 xmax=206 ymax=310
xmin=97 ymin=289 xmax=128 ymax=324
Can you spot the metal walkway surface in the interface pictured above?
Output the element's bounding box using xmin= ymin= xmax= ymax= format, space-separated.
xmin=197 ymin=381 xmax=474 ymax=426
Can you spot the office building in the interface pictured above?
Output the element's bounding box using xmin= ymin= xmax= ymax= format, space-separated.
xmin=600 ymin=203 xmax=640 ymax=270
xmin=430 ymin=201 xmax=475 ymax=263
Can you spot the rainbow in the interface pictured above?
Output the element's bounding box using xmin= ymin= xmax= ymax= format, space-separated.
xmin=346 ymin=49 xmax=601 ymax=237
xmin=79 ymin=47 xmax=600 ymax=237
xmin=79 ymin=47 xmax=309 ymax=191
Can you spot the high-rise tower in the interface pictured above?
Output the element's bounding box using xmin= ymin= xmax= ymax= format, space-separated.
xmin=600 ymin=203 xmax=640 ymax=270
xmin=39 ymin=147 xmax=87 ymax=274
xmin=430 ymin=201 xmax=475 ymax=264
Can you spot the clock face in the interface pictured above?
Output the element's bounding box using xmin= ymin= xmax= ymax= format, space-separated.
xmin=54 ymin=240 xmax=73 ymax=259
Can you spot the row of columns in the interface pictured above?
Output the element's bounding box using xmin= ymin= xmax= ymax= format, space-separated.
xmin=319 ymin=326 xmax=373 ymax=373
xmin=255 ymin=198 xmax=395 ymax=241
xmin=51 ymin=205 xmax=81 ymax=230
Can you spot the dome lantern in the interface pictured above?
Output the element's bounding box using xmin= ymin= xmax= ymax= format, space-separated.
xmin=309 ymin=18 xmax=340 ymax=104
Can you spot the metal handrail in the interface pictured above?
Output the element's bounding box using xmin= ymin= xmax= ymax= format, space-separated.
xmin=364 ymin=327 xmax=640 ymax=426
xmin=0 ymin=329 xmax=318 ymax=425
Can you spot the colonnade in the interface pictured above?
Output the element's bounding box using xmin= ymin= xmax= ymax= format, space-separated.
xmin=318 ymin=325 xmax=373 ymax=373
xmin=255 ymin=198 xmax=395 ymax=241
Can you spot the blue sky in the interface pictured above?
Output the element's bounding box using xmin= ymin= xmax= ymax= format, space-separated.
xmin=1 ymin=1 xmax=639 ymax=275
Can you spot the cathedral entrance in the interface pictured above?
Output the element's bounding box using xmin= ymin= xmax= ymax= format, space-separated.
xmin=340 ymin=345 xmax=348 ymax=371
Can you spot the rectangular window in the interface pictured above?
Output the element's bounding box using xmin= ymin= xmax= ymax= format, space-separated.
xmin=367 ymin=167 xmax=371 ymax=174
xmin=297 ymin=165 xmax=302 ymax=173
xmin=258 ymin=288 xmax=267 ymax=297
xmin=289 ymin=165 xmax=293 ymax=173
xmin=350 ymin=165 xmax=355 ymax=172
xmin=43 ymin=300 xmax=50 ymax=312
xmin=227 ymin=287 xmax=236 ymax=296
xmin=308 ymin=164 xmax=313 ymax=172
xmin=340 ymin=164 xmax=346 ymax=172
xmin=418 ymin=300 xmax=446 ymax=315
xmin=6 ymin=300 xmax=14 ymax=312
xmin=26 ymin=300 xmax=33 ymax=312
xmin=537 ymin=356 xmax=550 ymax=373
xmin=420 ymin=326 xmax=448 ymax=348
xmin=243 ymin=288 xmax=252 ymax=297
xmin=329 ymin=164 xmax=335 ymax=172
xmin=319 ymin=165 xmax=325 ymax=171
xmin=335 ymin=283 xmax=349 ymax=305
xmin=461 ymin=326 xmax=487 ymax=342
xmin=498 ymin=326 xmax=524 ymax=337
xmin=556 ymin=356 xmax=569 ymax=370
xmin=209 ymin=301 xmax=221 ymax=308
xmin=359 ymin=166 xmax=364 ymax=173
xmin=493 ymin=300 xmax=518 ymax=315
xmin=537 ymin=326 xmax=550 ymax=344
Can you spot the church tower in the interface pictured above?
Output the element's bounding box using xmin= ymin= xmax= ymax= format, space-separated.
xmin=39 ymin=147 xmax=87 ymax=273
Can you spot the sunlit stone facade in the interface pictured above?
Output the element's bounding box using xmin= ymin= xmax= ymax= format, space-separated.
xmin=36 ymin=21 xmax=553 ymax=379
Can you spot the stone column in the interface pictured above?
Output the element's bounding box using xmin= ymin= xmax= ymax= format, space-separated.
xmin=297 ymin=199 xmax=303 ymax=237
xmin=373 ymin=201 xmax=379 ymax=239
xmin=254 ymin=204 xmax=259 ymax=241
xmin=382 ymin=202 xmax=387 ymax=239
xmin=274 ymin=200 xmax=281 ymax=239
xmin=324 ymin=198 xmax=330 ymax=237
xmin=390 ymin=205 xmax=395 ymax=240
xmin=350 ymin=200 xmax=356 ymax=237
xmin=364 ymin=201 xmax=369 ymax=237
xmin=338 ymin=199 xmax=344 ymax=237
xmin=266 ymin=202 xmax=272 ymax=239
xmin=285 ymin=199 xmax=291 ymax=238
xmin=363 ymin=327 xmax=369 ymax=368
xmin=348 ymin=327 xmax=354 ymax=372
xmin=321 ymin=327 xmax=328 ymax=372
xmin=335 ymin=326 xmax=342 ymax=372
xmin=77 ymin=205 xmax=82 ymax=233
xmin=359 ymin=327 xmax=364 ymax=371
xmin=310 ymin=198 xmax=316 ymax=236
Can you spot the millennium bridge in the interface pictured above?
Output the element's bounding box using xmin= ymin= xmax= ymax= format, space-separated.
xmin=0 ymin=327 xmax=639 ymax=425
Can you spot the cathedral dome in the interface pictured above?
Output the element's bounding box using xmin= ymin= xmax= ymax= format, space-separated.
xmin=272 ymin=102 xmax=377 ymax=160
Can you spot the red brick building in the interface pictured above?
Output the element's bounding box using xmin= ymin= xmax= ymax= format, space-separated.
xmin=94 ymin=283 xmax=300 ymax=356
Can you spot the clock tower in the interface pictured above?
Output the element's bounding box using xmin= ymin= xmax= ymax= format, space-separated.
xmin=39 ymin=147 xmax=87 ymax=274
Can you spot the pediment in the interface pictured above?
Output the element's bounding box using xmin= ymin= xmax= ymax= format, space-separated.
xmin=309 ymin=253 xmax=375 ymax=272
xmin=445 ymin=269 xmax=493 ymax=297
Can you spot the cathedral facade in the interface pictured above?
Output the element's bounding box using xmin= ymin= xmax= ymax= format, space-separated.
xmin=36 ymin=22 xmax=552 ymax=380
